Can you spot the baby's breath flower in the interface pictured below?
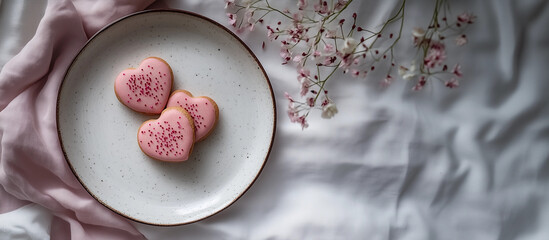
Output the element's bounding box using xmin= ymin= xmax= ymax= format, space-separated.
xmin=398 ymin=66 xmax=409 ymax=76
xmin=341 ymin=37 xmax=358 ymax=54
xmin=457 ymin=12 xmax=476 ymax=24
xmin=334 ymin=0 xmax=349 ymax=11
xmin=297 ymin=0 xmax=308 ymax=10
xmin=445 ymin=78 xmax=459 ymax=88
xmin=324 ymin=43 xmax=335 ymax=54
xmin=452 ymin=64 xmax=462 ymax=77
xmin=314 ymin=1 xmax=330 ymax=14
xmin=325 ymin=29 xmax=338 ymax=39
xmin=399 ymin=61 xmax=417 ymax=80
xmin=224 ymin=0 xmax=235 ymax=9
xmin=226 ymin=0 xmax=474 ymax=128
xmin=300 ymin=78 xmax=311 ymax=96
xmin=307 ymin=97 xmax=315 ymax=107
xmin=297 ymin=116 xmax=309 ymax=129
xmin=412 ymin=76 xmax=427 ymax=91
xmin=321 ymin=102 xmax=338 ymax=119
xmin=382 ymin=75 xmax=394 ymax=87
xmin=456 ymin=34 xmax=467 ymax=46
xmin=424 ymin=41 xmax=446 ymax=69
xmin=227 ymin=13 xmax=237 ymax=27
xmin=412 ymin=27 xmax=426 ymax=38
xmin=351 ymin=69 xmax=360 ymax=77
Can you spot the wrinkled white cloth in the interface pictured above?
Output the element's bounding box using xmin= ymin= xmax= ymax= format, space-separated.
xmin=2 ymin=0 xmax=549 ymax=239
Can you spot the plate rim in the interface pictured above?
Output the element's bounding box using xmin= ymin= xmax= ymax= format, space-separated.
xmin=56 ymin=9 xmax=277 ymax=226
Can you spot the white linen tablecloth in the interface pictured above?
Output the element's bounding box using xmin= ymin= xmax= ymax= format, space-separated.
xmin=2 ymin=0 xmax=549 ymax=239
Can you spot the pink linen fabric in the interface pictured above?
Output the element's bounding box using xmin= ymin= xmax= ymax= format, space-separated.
xmin=0 ymin=0 xmax=153 ymax=239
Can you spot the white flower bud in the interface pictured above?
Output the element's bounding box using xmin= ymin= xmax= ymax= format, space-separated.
xmin=321 ymin=102 xmax=338 ymax=119
xmin=341 ymin=37 xmax=358 ymax=54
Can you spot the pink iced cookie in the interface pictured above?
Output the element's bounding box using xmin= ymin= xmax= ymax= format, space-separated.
xmin=166 ymin=90 xmax=219 ymax=142
xmin=138 ymin=107 xmax=195 ymax=162
xmin=167 ymin=90 xmax=219 ymax=142
xmin=115 ymin=57 xmax=173 ymax=114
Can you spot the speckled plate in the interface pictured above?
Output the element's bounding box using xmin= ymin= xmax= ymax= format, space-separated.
xmin=57 ymin=10 xmax=275 ymax=226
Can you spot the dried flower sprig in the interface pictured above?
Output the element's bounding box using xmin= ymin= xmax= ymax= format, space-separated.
xmin=400 ymin=0 xmax=476 ymax=91
xmin=225 ymin=0 xmax=475 ymax=129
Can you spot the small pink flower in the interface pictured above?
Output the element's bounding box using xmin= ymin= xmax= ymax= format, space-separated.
xmin=325 ymin=29 xmax=338 ymax=39
xmin=280 ymin=48 xmax=291 ymax=64
xmin=224 ymin=0 xmax=234 ymax=8
xmin=293 ymin=12 xmax=304 ymax=22
xmin=300 ymin=78 xmax=311 ymax=96
xmin=381 ymin=75 xmax=393 ymax=87
xmin=298 ymin=67 xmax=311 ymax=84
xmin=299 ymin=68 xmax=311 ymax=79
xmin=334 ymin=0 xmax=349 ymax=11
xmin=266 ymin=26 xmax=276 ymax=40
xmin=298 ymin=0 xmax=308 ymax=10
xmin=445 ymin=78 xmax=459 ymax=88
xmin=314 ymin=1 xmax=330 ymax=14
xmin=297 ymin=116 xmax=309 ymax=129
xmin=351 ymin=69 xmax=360 ymax=78
xmin=227 ymin=13 xmax=236 ymax=27
xmin=338 ymin=54 xmax=357 ymax=69
xmin=307 ymin=97 xmax=315 ymax=107
xmin=244 ymin=10 xmax=256 ymax=31
xmin=321 ymin=98 xmax=329 ymax=107
xmin=324 ymin=43 xmax=334 ymax=53
xmin=284 ymin=92 xmax=295 ymax=102
xmin=287 ymin=106 xmax=299 ymax=122
xmin=293 ymin=55 xmax=304 ymax=63
xmin=452 ymin=64 xmax=463 ymax=77
xmin=323 ymin=56 xmax=337 ymax=66
xmin=423 ymin=41 xmax=446 ymax=69
xmin=456 ymin=34 xmax=467 ymax=46
xmin=313 ymin=50 xmax=321 ymax=58
xmin=287 ymin=24 xmax=306 ymax=43
xmin=236 ymin=27 xmax=246 ymax=34
xmin=286 ymin=94 xmax=299 ymax=122
xmin=430 ymin=41 xmax=445 ymax=51
xmin=412 ymin=76 xmax=427 ymax=91
xmin=457 ymin=13 xmax=476 ymax=24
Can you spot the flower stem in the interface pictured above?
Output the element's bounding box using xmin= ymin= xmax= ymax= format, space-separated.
xmin=265 ymin=0 xmax=293 ymax=19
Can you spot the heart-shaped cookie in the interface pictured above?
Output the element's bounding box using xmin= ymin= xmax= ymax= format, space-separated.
xmin=115 ymin=57 xmax=173 ymax=114
xmin=166 ymin=90 xmax=219 ymax=142
xmin=138 ymin=107 xmax=195 ymax=162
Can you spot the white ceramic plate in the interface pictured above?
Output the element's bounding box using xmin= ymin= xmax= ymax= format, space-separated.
xmin=57 ymin=10 xmax=276 ymax=226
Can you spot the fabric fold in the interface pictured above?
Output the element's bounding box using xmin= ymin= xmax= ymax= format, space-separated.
xmin=0 ymin=0 xmax=154 ymax=239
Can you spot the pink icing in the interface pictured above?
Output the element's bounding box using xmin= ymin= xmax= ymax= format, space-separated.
xmin=138 ymin=107 xmax=195 ymax=162
xmin=166 ymin=90 xmax=218 ymax=142
xmin=115 ymin=57 xmax=172 ymax=114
